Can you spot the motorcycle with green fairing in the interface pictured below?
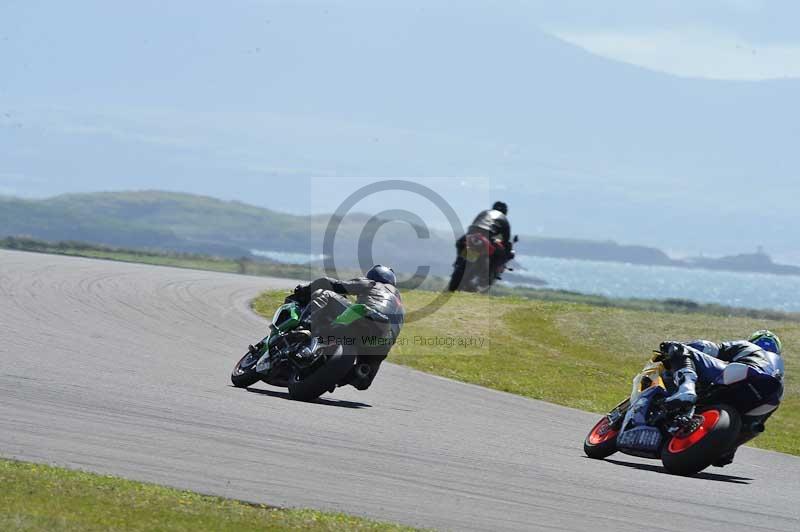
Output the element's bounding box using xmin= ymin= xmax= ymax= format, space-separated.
xmin=231 ymin=298 xmax=368 ymax=401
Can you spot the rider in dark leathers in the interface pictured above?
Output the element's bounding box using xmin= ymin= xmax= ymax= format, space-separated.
xmin=660 ymin=330 xmax=784 ymax=466
xmin=291 ymin=265 xmax=404 ymax=391
xmin=449 ymin=201 xmax=514 ymax=291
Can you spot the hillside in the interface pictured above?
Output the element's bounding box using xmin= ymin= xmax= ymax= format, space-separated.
xmin=3 ymin=191 xmax=798 ymax=277
xmin=515 ymin=237 xmax=674 ymax=266
xmin=0 ymin=191 xmax=307 ymax=257
xmin=0 ymin=191 xmax=685 ymax=270
xmin=0 ymin=191 xmax=455 ymax=274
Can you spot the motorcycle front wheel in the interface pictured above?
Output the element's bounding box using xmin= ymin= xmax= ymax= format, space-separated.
xmin=584 ymin=416 xmax=621 ymax=459
xmin=231 ymin=350 xmax=262 ymax=388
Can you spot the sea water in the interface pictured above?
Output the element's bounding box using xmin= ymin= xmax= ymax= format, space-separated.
xmin=512 ymin=255 xmax=800 ymax=312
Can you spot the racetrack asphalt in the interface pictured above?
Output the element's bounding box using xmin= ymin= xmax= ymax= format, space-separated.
xmin=1 ymin=249 xmax=798 ymax=531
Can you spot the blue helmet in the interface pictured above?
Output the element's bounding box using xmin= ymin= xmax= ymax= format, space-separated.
xmin=749 ymin=330 xmax=782 ymax=356
xmin=367 ymin=265 xmax=397 ymax=286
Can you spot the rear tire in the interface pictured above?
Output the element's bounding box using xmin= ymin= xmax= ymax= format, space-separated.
xmin=661 ymin=404 xmax=741 ymax=476
xmin=231 ymin=351 xmax=262 ymax=388
xmin=584 ymin=416 xmax=621 ymax=459
xmin=288 ymin=347 xmax=356 ymax=402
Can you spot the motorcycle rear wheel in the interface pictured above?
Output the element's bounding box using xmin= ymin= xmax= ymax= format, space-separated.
xmin=288 ymin=347 xmax=357 ymax=402
xmin=661 ymin=404 xmax=741 ymax=476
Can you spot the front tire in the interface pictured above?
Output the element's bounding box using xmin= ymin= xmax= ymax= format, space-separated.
xmin=448 ymin=259 xmax=466 ymax=292
xmin=584 ymin=415 xmax=621 ymax=459
xmin=231 ymin=350 xmax=262 ymax=388
xmin=661 ymin=404 xmax=741 ymax=476
xmin=288 ymin=347 xmax=357 ymax=402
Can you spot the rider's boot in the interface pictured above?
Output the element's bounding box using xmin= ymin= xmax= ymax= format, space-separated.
xmin=665 ymin=366 xmax=698 ymax=413
xmin=298 ymin=304 xmax=321 ymax=335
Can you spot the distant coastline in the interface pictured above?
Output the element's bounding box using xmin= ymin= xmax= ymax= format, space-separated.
xmin=516 ymin=237 xmax=800 ymax=277
xmin=2 ymin=191 xmax=797 ymax=278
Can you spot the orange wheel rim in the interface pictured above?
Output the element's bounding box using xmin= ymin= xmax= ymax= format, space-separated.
xmin=589 ymin=417 xmax=618 ymax=445
xmin=667 ymin=410 xmax=721 ymax=454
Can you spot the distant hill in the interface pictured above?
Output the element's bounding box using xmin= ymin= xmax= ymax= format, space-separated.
xmin=0 ymin=191 xmax=307 ymax=257
xmin=685 ymin=252 xmax=800 ymax=276
xmin=0 ymin=191 xmax=455 ymax=274
xmin=515 ymin=237 xmax=674 ymax=266
xmin=2 ymin=191 xmax=798 ymax=277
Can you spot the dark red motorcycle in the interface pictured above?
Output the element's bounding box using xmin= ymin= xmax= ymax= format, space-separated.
xmin=448 ymin=234 xmax=517 ymax=293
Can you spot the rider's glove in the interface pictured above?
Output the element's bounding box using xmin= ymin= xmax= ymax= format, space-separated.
xmin=659 ymin=341 xmax=685 ymax=358
xmin=291 ymin=284 xmax=311 ymax=303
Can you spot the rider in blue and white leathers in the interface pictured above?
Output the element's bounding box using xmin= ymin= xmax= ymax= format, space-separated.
xmin=660 ymin=330 xmax=785 ymax=466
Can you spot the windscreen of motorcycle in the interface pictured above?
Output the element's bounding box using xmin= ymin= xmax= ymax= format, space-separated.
xmin=630 ymin=361 xmax=666 ymax=404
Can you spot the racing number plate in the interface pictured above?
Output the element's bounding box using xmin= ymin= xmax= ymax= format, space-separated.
xmin=617 ymin=427 xmax=663 ymax=452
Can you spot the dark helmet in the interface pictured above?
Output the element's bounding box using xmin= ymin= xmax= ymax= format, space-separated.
xmin=492 ymin=201 xmax=508 ymax=215
xmin=367 ymin=265 xmax=397 ymax=286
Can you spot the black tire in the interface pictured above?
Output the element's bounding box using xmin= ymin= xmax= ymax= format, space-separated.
xmin=584 ymin=415 xmax=621 ymax=460
xmin=476 ymin=279 xmax=493 ymax=294
xmin=461 ymin=261 xmax=486 ymax=293
xmin=661 ymin=404 xmax=741 ymax=476
xmin=473 ymin=256 xmax=493 ymax=293
xmin=448 ymin=258 xmax=466 ymax=292
xmin=231 ymin=350 xmax=262 ymax=388
xmin=288 ymin=347 xmax=356 ymax=402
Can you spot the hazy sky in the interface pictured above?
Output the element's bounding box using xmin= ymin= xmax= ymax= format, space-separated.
xmin=516 ymin=0 xmax=800 ymax=79
xmin=1 ymin=1 xmax=799 ymax=261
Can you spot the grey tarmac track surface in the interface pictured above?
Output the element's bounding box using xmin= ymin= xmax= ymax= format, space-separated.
xmin=1 ymin=249 xmax=799 ymax=531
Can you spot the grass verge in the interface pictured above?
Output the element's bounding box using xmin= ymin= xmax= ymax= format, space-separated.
xmin=253 ymin=290 xmax=798 ymax=456
xmin=0 ymin=459 xmax=417 ymax=532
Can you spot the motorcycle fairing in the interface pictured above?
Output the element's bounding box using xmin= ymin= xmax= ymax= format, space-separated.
xmin=272 ymin=302 xmax=301 ymax=332
xmin=630 ymin=360 xmax=665 ymax=405
xmin=333 ymin=303 xmax=368 ymax=325
xmin=617 ymin=386 xmax=668 ymax=458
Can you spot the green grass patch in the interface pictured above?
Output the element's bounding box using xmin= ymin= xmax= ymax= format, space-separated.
xmin=0 ymin=459 xmax=417 ymax=532
xmin=253 ymin=290 xmax=799 ymax=456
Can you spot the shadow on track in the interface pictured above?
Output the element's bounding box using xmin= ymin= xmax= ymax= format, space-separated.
xmin=602 ymin=458 xmax=752 ymax=484
xmin=244 ymin=386 xmax=372 ymax=409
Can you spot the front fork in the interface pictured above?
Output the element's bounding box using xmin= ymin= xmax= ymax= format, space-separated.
xmin=606 ymin=398 xmax=631 ymax=428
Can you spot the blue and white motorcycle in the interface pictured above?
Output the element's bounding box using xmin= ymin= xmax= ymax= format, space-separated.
xmin=584 ymin=354 xmax=745 ymax=476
